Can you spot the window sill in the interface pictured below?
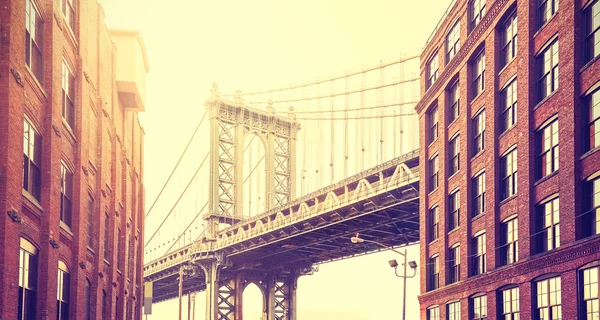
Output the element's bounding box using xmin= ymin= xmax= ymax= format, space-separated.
xmin=24 ymin=65 xmax=47 ymax=98
xmin=448 ymin=226 xmax=460 ymax=236
xmin=428 ymin=137 xmax=439 ymax=147
xmin=471 ymin=149 xmax=485 ymax=163
xmin=499 ymin=194 xmax=517 ymax=206
xmin=61 ymin=118 xmax=77 ymax=142
xmin=428 ymin=186 xmax=439 ymax=196
xmin=498 ymin=124 xmax=516 ymax=139
xmin=60 ymin=221 xmax=73 ymax=235
xmin=22 ymin=189 xmax=43 ymax=212
xmin=471 ymin=89 xmax=486 ymax=104
xmin=581 ymin=147 xmax=600 ymax=161
xmin=533 ymin=89 xmax=558 ymax=111
xmin=428 ymin=239 xmax=439 ymax=246
xmin=471 ymin=212 xmax=485 ymax=222
xmin=534 ymin=170 xmax=559 ymax=187
xmin=498 ymin=56 xmax=517 ymax=77
xmin=533 ymin=13 xmax=558 ymax=38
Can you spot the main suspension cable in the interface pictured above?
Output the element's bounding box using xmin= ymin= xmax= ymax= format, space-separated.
xmin=145 ymin=110 xmax=208 ymax=218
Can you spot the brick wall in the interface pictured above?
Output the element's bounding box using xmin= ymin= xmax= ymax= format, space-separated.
xmin=415 ymin=0 xmax=600 ymax=318
xmin=0 ymin=0 xmax=146 ymax=319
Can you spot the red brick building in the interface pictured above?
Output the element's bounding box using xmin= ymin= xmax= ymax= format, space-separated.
xmin=415 ymin=0 xmax=600 ymax=318
xmin=0 ymin=1 xmax=147 ymax=319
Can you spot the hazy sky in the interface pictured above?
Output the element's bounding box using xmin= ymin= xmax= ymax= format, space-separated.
xmin=98 ymin=0 xmax=452 ymax=318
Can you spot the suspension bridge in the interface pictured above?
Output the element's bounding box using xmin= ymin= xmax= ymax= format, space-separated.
xmin=143 ymin=54 xmax=422 ymax=320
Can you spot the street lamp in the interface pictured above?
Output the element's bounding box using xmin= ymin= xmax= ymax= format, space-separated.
xmin=350 ymin=234 xmax=417 ymax=320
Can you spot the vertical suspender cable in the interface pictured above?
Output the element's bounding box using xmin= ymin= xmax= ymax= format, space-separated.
xmin=380 ymin=61 xmax=385 ymax=164
xmin=361 ymin=67 xmax=366 ymax=171
xmin=330 ymin=78 xmax=334 ymax=184
xmin=302 ymin=85 xmax=307 ymax=196
xmin=344 ymin=71 xmax=349 ymax=178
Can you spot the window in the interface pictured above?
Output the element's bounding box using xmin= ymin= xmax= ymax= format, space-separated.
xmin=447 ymin=21 xmax=461 ymax=62
xmin=535 ymin=276 xmax=562 ymax=320
xmin=117 ymin=228 xmax=122 ymax=271
xmin=60 ymin=163 xmax=73 ymax=228
xmin=471 ymin=294 xmax=487 ymax=320
xmin=501 ymin=79 xmax=517 ymax=132
xmin=449 ymin=190 xmax=460 ymax=230
xmin=536 ymin=197 xmax=560 ymax=253
xmin=429 ymin=255 xmax=440 ymax=291
xmin=429 ymin=155 xmax=439 ymax=192
xmin=448 ymin=80 xmax=460 ymax=123
xmin=537 ymin=119 xmax=559 ymax=179
xmin=84 ymin=279 xmax=91 ymax=320
xmin=57 ymin=261 xmax=70 ymax=320
xmin=472 ymin=109 xmax=485 ymax=155
xmin=585 ymin=88 xmax=600 ymax=152
xmin=538 ymin=40 xmax=559 ymax=101
xmin=501 ymin=217 xmax=519 ymax=265
xmin=469 ymin=0 xmax=486 ymax=31
xmin=62 ymin=61 xmax=75 ymax=129
xmin=25 ymin=0 xmax=43 ymax=81
xmin=500 ymin=287 xmax=520 ymax=320
xmin=23 ymin=119 xmax=42 ymax=200
xmin=87 ymin=196 xmax=94 ymax=248
xmin=427 ymin=306 xmax=440 ymax=320
xmin=472 ymin=171 xmax=486 ymax=218
xmin=501 ymin=12 xmax=518 ymax=67
xmin=472 ymin=50 xmax=486 ymax=98
xmin=448 ymin=244 xmax=460 ymax=284
xmin=472 ymin=232 xmax=486 ymax=276
xmin=581 ymin=266 xmax=599 ymax=320
xmin=104 ymin=212 xmax=110 ymax=262
xmin=449 ymin=134 xmax=460 ymax=176
xmin=447 ymin=301 xmax=461 ymax=320
xmin=19 ymin=238 xmax=38 ymax=320
xmin=539 ymin=0 xmax=558 ymax=27
xmin=61 ymin=0 xmax=75 ymax=31
xmin=430 ymin=206 xmax=439 ymax=242
xmin=500 ymin=148 xmax=518 ymax=200
xmin=102 ymin=290 xmax=107 ymax=320
xmin=429 ymin=105 xmax=439 ymax=143
xmin=427 ymin=52 xmax=439 ymax=89
xmin=582 ymin=176 xmax=600 ymax=238
xmin=584 ymin=0 xmax=600 ymax=63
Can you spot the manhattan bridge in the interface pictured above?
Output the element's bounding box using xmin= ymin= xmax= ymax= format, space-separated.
xmin=143 ymin=53 xmax=422 ymax=320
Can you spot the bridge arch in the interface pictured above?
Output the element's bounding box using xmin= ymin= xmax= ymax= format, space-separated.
xmin=242 ymin=281 xmax=267 ymax=320
xmin=242 ymin=131 xmax=268 ymax=218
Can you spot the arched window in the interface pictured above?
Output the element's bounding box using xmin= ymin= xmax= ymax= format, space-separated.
xmin=84 ymin=278 xmax=92 ymax=320
xmin=57 ymin=261 xmax=70 ymax=320
xmin=19 ymin=238 xmax=38 ymax=320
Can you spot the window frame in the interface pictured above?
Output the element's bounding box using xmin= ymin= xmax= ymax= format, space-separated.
xmin=19 ymin=238 xmax=38 ymax=320
xmin=25 ymin=0 xmax=43 ymax=82
xmin=501 ymin=11 xmax=518 ymax=67
xmin=585 ymin=87 xmax=600 ymax=152
xmin=471 ymin=294 xmax=487 ymax=320
xmin=534 ymin=276 xmax=562 ymax=320
xmin=429 ymin=205 xmax=439 ymax=243
xmin=87 ymin=195 xmax=95 ymax=249
xmin=537 ymin=39 xmax=559 ymax=101
xmin=500 ymin=78 xmax=517 ymax=133
xmin=536 ymin=197 xmax=560 ymax=253
xmin=104 ymin=211 xmax=110 ymax=262
xmin=447 ymin=300 xmax=461 ymax=320
xmin=472 ymin=171 xmax=486 ymax=218
xmin=582 ymin=174 xmax=600 ymax=238
xmin=427 ymin=306 xmax=440 ymax=320
xmin=580 ymin=265 xmax=600 ymax=320
xmin=472 ymin=50 xmax=486 ymax=99
xmin=449 ymin=134 xmax=460 ymax=176
xmin=472 ymin=231 xmax=486 ymax=276
xmin=448 ymin=80 xmax=460 ymax=123
xmin=57 ymin=261 xmax=70 ymax=320
xmin=60 ymin=162 xmax=73 ymax=229
xmin=427 ymin=52 xmax=439 ymax=90
xmin=429 ymin=254 xmax=440 ymax=291
xmin=447 ymin=21 xmax=461 ymax=62
xmin=500 ymin=148 xmax=518 ymax=200
xmin=472 ymin=109 xmax=486 ymax=155
xmin=469 ymin=0 xmax=487 ymax=32
xmin=23 ymin=118 xmax=42 ymax=201
xmin=499 ymin=286 xmax=520 ymax=320
xmin=449 ymin=189 xmax=460 ymax=231
xmin=60 ymin=0 xmax=76 ymax=32
xmin=429 ymin=154 xmax=439 ymax=192
xmin=539 ymin=0 xmax=558 ymax=28
xmin=429 ymin=104 xmax=439 ymax=144
xmin=537 ymin=118 xmax=559 ymax=179
xmin=584 ymin=0 xmax=600 ymax=63
xmin=62 ymin=60 xmax=76 ymax=130
xmin=500 ymin=216 xmax=519 ymax=266
xmin=448 ymin=243 xmax=460 ymax=284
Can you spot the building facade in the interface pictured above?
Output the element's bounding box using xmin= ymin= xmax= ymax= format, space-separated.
xmin=415 ymin=0 xmax=600 ymax=319
xmin=0 ymin=1 xmax=148 ymax=319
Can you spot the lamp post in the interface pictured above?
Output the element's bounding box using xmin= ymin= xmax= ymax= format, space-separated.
xmin=350 ymin=234 xmax=417 ymax=320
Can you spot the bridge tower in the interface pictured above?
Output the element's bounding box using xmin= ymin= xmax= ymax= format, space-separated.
xmin=200 ymin=83 xmax=303 ymax=320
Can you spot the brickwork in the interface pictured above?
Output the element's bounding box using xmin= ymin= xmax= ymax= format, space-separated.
xmin=0 ymin=1 xmax=146 ymax=319
xmin=416 ymin=0 xmax=600 ymax=318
